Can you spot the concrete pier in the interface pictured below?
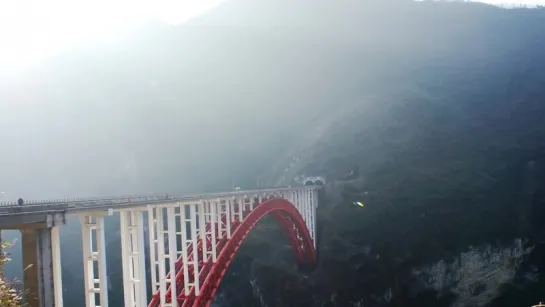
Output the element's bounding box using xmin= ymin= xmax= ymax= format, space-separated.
xmin=0 ymin=208 xmax=66 ymax=307
xmin=22 ymin=228 xmax=40 ymax=307
xmin=21 ymin=226 xmax=63 ymax=307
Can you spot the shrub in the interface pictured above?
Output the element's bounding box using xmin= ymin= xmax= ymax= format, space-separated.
xmin=0 ymin=242 xmax=22 ymax=307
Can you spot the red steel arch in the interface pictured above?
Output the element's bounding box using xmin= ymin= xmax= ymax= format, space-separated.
xmin=148 ymin=198 xmax=316 ymax=307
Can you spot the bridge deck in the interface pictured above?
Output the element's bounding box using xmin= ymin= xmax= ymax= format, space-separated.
xmin=0 ymin=184 xmax=321 ymax=307
xmin=0 ymin=186 xmax=320 ymax=216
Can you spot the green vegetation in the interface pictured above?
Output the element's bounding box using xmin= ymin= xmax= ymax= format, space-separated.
xmin=0 ymin=242 xmax=21 ymax=307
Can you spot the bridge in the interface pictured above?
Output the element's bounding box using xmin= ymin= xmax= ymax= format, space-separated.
xmin=0 ymin=184 xmax=321 ymax=307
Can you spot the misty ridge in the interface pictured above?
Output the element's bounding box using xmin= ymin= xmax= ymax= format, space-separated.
xmin=1 ymin=0 xmax=541 ymax=200
xmin=2 ymin=0 xmax=545 ymax=306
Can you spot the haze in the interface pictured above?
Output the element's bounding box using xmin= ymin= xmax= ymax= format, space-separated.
xmin=0 ymin=0 xmax=226 ymax=71
xmin=2 ymin=0 xmax=545 ymax=306
xmin=0 ymin=0 xmax=543 ymax=72
xmin=1 ymin=0 xmax=544 ymax=201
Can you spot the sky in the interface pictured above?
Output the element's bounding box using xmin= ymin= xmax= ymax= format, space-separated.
xmin=0 ymin=0 xmax=226 ymax=71
xmin=479 ymin=0 xmax=544 ymax=5
xmin=0 ymin=0 xmax=543 ymax=71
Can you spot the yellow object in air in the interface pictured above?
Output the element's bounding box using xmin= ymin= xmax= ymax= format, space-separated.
xmin=355 ymin=201 xmax=365 ymax=207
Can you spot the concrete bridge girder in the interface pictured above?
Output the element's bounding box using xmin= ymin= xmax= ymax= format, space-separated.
xmin=0 ymin=212 xmax=66 ymax=230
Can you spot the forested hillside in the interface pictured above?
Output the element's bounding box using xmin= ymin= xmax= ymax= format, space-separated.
xmin=2 ymin=1 xmax=545 ymax=306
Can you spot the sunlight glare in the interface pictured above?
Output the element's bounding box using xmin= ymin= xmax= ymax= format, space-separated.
xmin=0 ymin=0 xmax=225 ymax=71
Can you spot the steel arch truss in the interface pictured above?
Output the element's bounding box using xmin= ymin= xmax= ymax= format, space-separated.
xmin=147 ymin=193 xmax=317 ymax=307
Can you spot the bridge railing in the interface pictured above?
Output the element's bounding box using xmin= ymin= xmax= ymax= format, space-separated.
xmin=0 ymin=203 xmax=70 ymax=215
xmin=0 ymin=195 xmax=170 ymax=208
xmin=0 ymin=185 xmax=321 ymax=215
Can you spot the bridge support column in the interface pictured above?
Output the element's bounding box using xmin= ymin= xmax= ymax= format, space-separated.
xmin=147 ymin=206 xmax=159 ymax=296
xmin=189 ymin=203 xmax=200 ymax=296
xmin=154 ymin=207 xmax=168 ymax=306
xmin=20 ymin=225 xmax=63 ymax=307
xmin=166 ymin=206 xmax=178 ymax=307
xmin=120 ymin=210 xmax=148 ymax=307
xmin=311 ymin=189 xmax=318 ymax=249
xmin=81 ymin=215 xmax=109 ymax=307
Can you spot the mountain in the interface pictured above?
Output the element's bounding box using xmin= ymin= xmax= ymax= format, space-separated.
xmin=2 ymin=0 xmax=545 ymax=306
